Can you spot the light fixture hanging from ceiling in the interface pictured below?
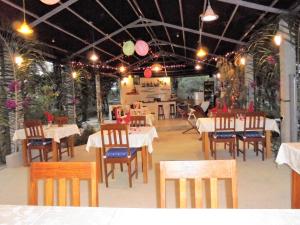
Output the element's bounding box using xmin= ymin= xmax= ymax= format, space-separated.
xmin=40 ymin=0 xmax=60 ymax=5
xmin=17 ymin=0 xmax=33 ymax=35
xmin=201 ymin=0 xmax=219 ymax=22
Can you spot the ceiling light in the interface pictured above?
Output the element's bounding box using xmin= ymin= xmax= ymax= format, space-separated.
xmin=201 ymin=0 xmax=219 ymax=22
xmin=89 ymin=52 xmax=99 ymax=62
xmin=72 ymin=71 xmax=78 ymax=79
xmin=14 ymin=56 xmax=23 ymax=66
xmin=240 ymin=57 xmax=246 ymax=66
xmin=151 ymin=63 xmax=162 ymax=72
xmin=16 ymin=0 xmax=33 ymax=35
xmin=40 ymin=0 xmax=60 ymax=5
xmin=196 ymin=48 xmax=208 ymax=58
xmin=216 ymin=73 xmax=221 ymax=79
xmin=274 ymin=34 xmax=282 ymax=46
xmin=195 ymin=64 xmax=202 ymax=70
xmin=119 ymin=65 xmax=126 ymax=73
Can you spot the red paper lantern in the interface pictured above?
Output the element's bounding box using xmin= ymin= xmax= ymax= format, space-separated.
xmin=135 ymin=40 xmax=149 ymax=56
xmin=144 ymin=68 xmax=152 ymax=78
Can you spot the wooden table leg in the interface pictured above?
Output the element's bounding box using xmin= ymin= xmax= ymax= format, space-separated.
xmin=148 ymin=149 xmax=152 ymax=170
xmin=265 ymin=130 xmax=272 ymax=159
xmin=292 ymin=170 xmax=300 ymax=208
xmin=142 ymin=146 xmax=148 ymax=183
xmin=202 ymin=132 xmax=210 ymax=160
xmin=96 ymin=148 xmax=103 ymax=183
xmin=69 ymin=135 xmax=74 ymax=158
xmin=22 ymin=140 xmax=29 ymax=166
xmin=52 ymin=139 xmax=58 ymax=162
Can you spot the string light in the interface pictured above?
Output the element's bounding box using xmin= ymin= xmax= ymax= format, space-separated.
xmin=89 ymin=52 xmax=99 ymax=62
xmin=119 ymin=65 xmax=126 ymax=73
xmin=240 ymin=57 xmax=246 ymax=66
xmin=274 ymin=34 xmax=282 ymax=46
xmin=14 ymin=55 xmax=23 ymax=66
xmin=72 ymin=71 xmax=78 ymax=79
xmin=195 ymin=64 xmax=202 ymax=70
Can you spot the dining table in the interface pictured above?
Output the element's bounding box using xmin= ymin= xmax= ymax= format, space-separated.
xmin=196 ymin=117 xmax=280 ymax=159
xmin=13 ymin=124 xmax=80 ymax=166
xmin=1 ymin=205 xmax=300 ymax=225
xmin=86 ymin=126 xmax=158 ymax=183
xmin=276 ymin=142 xmax=300 ymax=209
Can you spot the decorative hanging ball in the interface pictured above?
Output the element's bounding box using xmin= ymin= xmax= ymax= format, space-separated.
xmin=123 ymin=41 xmax=135 ymax=56
xmin=135 ymin=40 xmax=149 ymax=56
xmin=144 ymin=68 xmax=152 ymax=78
xmin=40 ymin=0 xmax=60 ymax=5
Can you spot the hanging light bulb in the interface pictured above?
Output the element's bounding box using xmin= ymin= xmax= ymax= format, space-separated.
xmin=196 ymin=47 xmax=208 ymax=58
xmin=240 ymin=57 xmax=246 ymax=66
xmin=274 ymin=34 xmax=282 ymax=46
xmin=151 ymin=63 xmax=162 ymax=72
xmin=14 ymin=55 xmax=23 ymax=66
xmin=195 ymin=64 xmax=202 ymax=70
xmin=40 ymin=0 xmax=60 ymax=5
xmin=216 ymin=73 xmax=221 ymax=79
xmin=119 ymin=65 xmax=126 ymax=73
xmin=72 ymin=71 xmax=78 ymax=79
xmin=89 ymin=51 xmax=99 ymax=62
xmin=201 ymin=0 xmax=219 ymax=22
xmin=16 ymin=0 xmax=33 ymax=35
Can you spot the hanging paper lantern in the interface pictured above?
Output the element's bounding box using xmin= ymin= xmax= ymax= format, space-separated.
xmin=135 ymin=40 xmax=149 ymax=56
xmin=123 ymin=41 xmax=135 ymax=56
xmin=144 ymin=68 xmax=152 ymax=78
xmin=40 ymin=0 xmax=60 ymax=5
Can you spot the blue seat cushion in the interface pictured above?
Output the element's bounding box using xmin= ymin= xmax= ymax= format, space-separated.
xmin=27 ymin=138 xmax=52 ymax=146
xmin=237 ymin=131 xmax=264 ymax=139
xmin=105 ymin=147 xmax=137 ymax=158
xmin=212 ymin=132 xmax=236 ymax=139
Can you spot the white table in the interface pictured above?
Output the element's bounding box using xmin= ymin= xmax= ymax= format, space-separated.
xmin=13 ymin=124 xmax=80 ymax=166
xmin=276 ymin=143 xmax=300 ymax=208
xmin=196 ymin=118 xmax=280 ymax=159
xmin=1 ymin=205 xmax=300 ymax=225
xmin=86 ymin=126 xmax=158 ymax=183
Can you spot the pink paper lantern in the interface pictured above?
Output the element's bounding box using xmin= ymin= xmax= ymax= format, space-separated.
xmin=144 ymin=68 xmax=152 ymax=78
xmin=40 ymin=0 xmax=59 ymax=5
xmin=135 ymin=40 xmax=149 ymax=56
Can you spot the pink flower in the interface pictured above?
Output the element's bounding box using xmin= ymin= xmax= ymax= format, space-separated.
xmin=267 ymin=55 xmax=276 ymax=65
xmin=5 ymin=99 xmax=17 ymax=110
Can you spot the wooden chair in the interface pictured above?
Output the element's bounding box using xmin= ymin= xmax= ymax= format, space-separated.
xmin=54 ymin=116 xmax=70 ymax=160
xmin=28 ymin=162 xmax=98 ymax=207
xmin=159 ymin=160 xmax=238 ymax=208
xmin=230 ymin=108 xmax=246 ymax=118
xmin=209 ymin=112 xmax=236 ymax=159
xmin=24 ymin=120 xmax=52 ymax=163
xmin=236 ymin=112 xmax=266 ymax=161
xmin=130 ymin=115 xmax=147 ymax=127
xmin=100 ymin=123 xmax=138 ymax=188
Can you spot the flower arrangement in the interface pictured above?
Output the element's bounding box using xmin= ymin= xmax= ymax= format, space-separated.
xmin=44 ymin=111 xmax=54 ymax=123
xmin=5 ymin=99 xmax=17 ymax=110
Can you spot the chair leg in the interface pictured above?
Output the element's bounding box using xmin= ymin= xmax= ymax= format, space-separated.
xmin=214 ymin=142 xmax=217 ymax=160
xmin=128 ymin=162 xmax=132 ymax=188
xmin=135 ymin=156 xmax=138 ymax=179
xmin=236 ymin=139 xmax=239 ymax=157
xmin=232 ymin=141 xmax=236 ymax=159
xmin=120 ymin=163 xmax=123 ymax=172
xmin=243 ymin=141 xmax=246 ymax=161
xmin=261 ymin=141 xmax=265 ymax=161
xmin=38 ymin=149 xmax=43 ymax=161
xmin=104 ymin=161 xmax=109 ymax=188
xmin=28 ymin=149 xmax=32 ymax=163
xmin=111 ymin=164 xmax=115 ymax=179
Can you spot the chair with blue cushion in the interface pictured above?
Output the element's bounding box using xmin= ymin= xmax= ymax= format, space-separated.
xmin=24 ymin=120 xmax=52 ymax=163
xmin=100 ymin=123 xmax=138 ymax=188
xmin=236 ymin=112 xmax=266 ymax=161
xmin=209 ymin=112 xmax=236 ymax=159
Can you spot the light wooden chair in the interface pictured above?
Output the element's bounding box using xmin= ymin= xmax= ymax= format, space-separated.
xmin=130 ymin=115 xmax=147 ymax=127
xmin=159 ymin=160 xmax=238 ymax=208
xmin=54 ymin=116 xmax=71 ymax=160
xmin=28 ymin=162 xmax=98 ymax=207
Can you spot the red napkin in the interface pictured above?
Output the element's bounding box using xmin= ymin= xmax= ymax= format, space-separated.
xmin=248 ymin=101 xmax=254 ymax=112
xmin=222 ymin=103 xmax=228 ymax=113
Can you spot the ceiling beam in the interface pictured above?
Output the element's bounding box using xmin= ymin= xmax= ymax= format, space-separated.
xmin=137 ymin=18 xmax=246 ymax=45
xmin=178 ymin=0 xmax=186 ymax=57
xmin=239 ymin=0 xmax=279 ymax=41
xmin=154 ymin=0 xmax=175 ymax=53
xmin=30 ymin=0 xmax=78 ymax=27
xmin=217 ymin=0 xmax=289 ymax=14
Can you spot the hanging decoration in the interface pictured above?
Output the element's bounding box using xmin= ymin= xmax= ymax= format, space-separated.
xmin=40 ymin=0 xmax=60 ymax=5
xmin=16 ymin=0 xmax=33 ymax=35
xmin=135 ymin=40 xmax=149 ymax=56
xmin=144 ymin=68 xmax=152 ymax=78
xmin=123 ymin=41 xmax=135 ymax=56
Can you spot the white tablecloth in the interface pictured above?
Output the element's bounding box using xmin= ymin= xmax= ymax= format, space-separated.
xmin=1 ymin=205 xmax=300 ymax=225
xmin=276 ymin=143 xmax=300 ymax=174
xmin=86 ymin=126 xmax=158 ymax=153
xmin=196 ymin=117 xmax=280 ymax=134
xmin=13 ymin=124 xmax=80 ymax=143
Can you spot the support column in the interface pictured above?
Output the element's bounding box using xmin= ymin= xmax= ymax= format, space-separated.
xmin=244 ymin=54 xmax=254 ymax=104
xmin=95 ymin=73 xmax=103 ymax=124
xmin=279 ymin=20 xmax=297 ymax=142
xmin=64 ymin=65 xmax=76 ymax=123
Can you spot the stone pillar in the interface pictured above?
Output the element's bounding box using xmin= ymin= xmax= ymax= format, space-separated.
xmin=95 ymin=73 xmax=103 ymax=123
xmin=244 ymin=54 xmax=254 ymax=104
xmin=279 ymin=20 xmax=297 ymax=142
xmin=63 ymin=65 xmax=76 ymax=123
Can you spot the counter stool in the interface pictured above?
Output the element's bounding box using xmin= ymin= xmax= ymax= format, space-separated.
xmin=158 ymin=105 xmax=165 ymax=120
xmin=169 ymin=104 xmax=176 ymax=119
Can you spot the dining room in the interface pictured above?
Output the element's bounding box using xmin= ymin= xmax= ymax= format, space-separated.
xmin=0 ymin=0 xmax=300 ymax=224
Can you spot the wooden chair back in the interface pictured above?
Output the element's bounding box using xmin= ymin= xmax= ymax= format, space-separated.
xmin=24 ymin=120 xmax=45 ymax=140
xmin=55 ymin=116 xmax=68 ymax=127
xmin=159 ymin=160 xmax=237 ymax=208
xmin=243 ymin=112 xmax=266 ymax=132
xmin=100 ymin=124 xmax=131 ymax=156
xmin=214 ymin=112 xmax=236 ymax=132
xmin=29 ymin=162 xmax=98 ymax=207
xmin=230 ymin=108 xmax=246 ymax=118
xmin=130 ymin=115 xmax=146 ymax=127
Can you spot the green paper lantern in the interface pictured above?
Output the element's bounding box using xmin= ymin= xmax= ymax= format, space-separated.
xmin=123 ymin=41 xmax=135 ymax=56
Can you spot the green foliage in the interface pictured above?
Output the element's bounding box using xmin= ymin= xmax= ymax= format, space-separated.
xmin=175 ymin=76 xmax=209 ymax=100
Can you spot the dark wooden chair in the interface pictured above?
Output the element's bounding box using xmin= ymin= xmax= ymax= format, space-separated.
xmin=54 ymin=116 xmax=70 ymax=160
xmin=100 ymin=123 xmax=138 ymax=188
xmin=130 ymin=115 xmax=146 ymax=127
xmin=24 ymin=120 xmax=52 ymax=163
xmin=209 ymin=112 xmax=236 ymax=159
xmin=159 ymin=160 xmax=238 ymax=208
xmin=28 ymin=162 xmax=98 ymax=206
xmin=236 ymin=112 xmax=266 ymax=161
